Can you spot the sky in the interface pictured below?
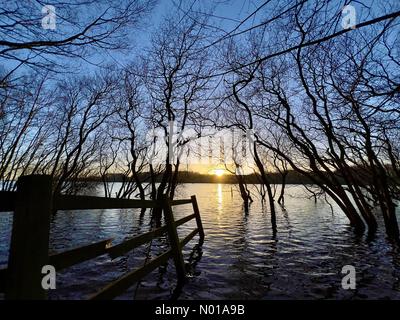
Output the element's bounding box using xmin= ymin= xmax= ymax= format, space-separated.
xmin=1 ymin=0 xmax=269 ymax=78
xmin=2 ymin=0 xmax=398 ymax=78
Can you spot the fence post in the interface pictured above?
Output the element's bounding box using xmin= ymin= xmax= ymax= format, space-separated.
xmin=6 ymin=175 xmax=53 ymax=300
xmin=161 ymin=195 xmax=186 ymax=283
xmin=191 ymin=195 xmax=205 ymax=244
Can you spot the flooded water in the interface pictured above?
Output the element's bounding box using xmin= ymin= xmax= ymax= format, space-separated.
xmin=1 ymin=183 xmax=400 ymax=300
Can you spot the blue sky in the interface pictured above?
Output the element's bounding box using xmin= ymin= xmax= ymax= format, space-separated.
xmin=60 ymin=0 xmax=399 ymax=75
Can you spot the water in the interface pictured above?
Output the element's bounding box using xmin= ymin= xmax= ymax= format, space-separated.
xmin=1 ymin=183 xmax=400 ymax=299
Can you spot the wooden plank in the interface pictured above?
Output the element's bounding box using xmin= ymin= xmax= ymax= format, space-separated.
xmin=170 ymin=199 xmax=192 ymax=206
xmin=191 ymin=195 xmax=205 ymax=243
xmin=6 ymin=175 xmax=53 ymax=300
xmin=49 ymin=239 xmax=112 ymax=271
xmin=107 ymin=226 xmax=169 ymax=259
xmin=180 ymin=229 xmax=199 ymax=247
xmin=55 ymin=195 xmax=159 ymax=211
xmin=0 ymin=191 xmax=16 ymax=212
xmin=89 ymin=250 xmax=172 ymax=300
xmin=162 ymin=195 xmax=186 ymax=283
xmin=0 ymin=268 xmax=6 ymax=292
xmin=175 ymin=213 xmax=196 ymax=227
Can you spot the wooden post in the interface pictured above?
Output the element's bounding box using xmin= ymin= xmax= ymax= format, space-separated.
xmin=6 ymin=175 xmax=53 ymax=300
xmin=161 ymin=195 xmax=186 ymax=283
xmin=191 ymin=195 xmax=205 ymax=244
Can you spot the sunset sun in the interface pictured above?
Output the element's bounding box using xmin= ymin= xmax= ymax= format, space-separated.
xmin=214 ymin=169 xmax=225 ymax=177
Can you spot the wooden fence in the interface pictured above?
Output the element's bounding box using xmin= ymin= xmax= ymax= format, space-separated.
xmin=0 ymin=175 xmax=204 ymax=300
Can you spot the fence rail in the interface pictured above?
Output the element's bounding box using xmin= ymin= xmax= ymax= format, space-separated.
xmin=0 ymin=174 xmax=204 ymax=300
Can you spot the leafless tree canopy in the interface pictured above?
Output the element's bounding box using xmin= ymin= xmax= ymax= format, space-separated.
xmin=1 ymin=0 xmax=400 ymax=238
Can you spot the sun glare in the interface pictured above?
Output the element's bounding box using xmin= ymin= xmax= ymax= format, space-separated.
xmin=214 ymin=169 xmax=225 ymax=177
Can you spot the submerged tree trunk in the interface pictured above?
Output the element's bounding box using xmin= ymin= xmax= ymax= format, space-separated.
xmin=234 ymin=165 xmax=253 ymax=214
xmin=169 ymin=161 xmax=180 ymax=200
xmin=153 ymin=163 xmax=173 ymax=224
